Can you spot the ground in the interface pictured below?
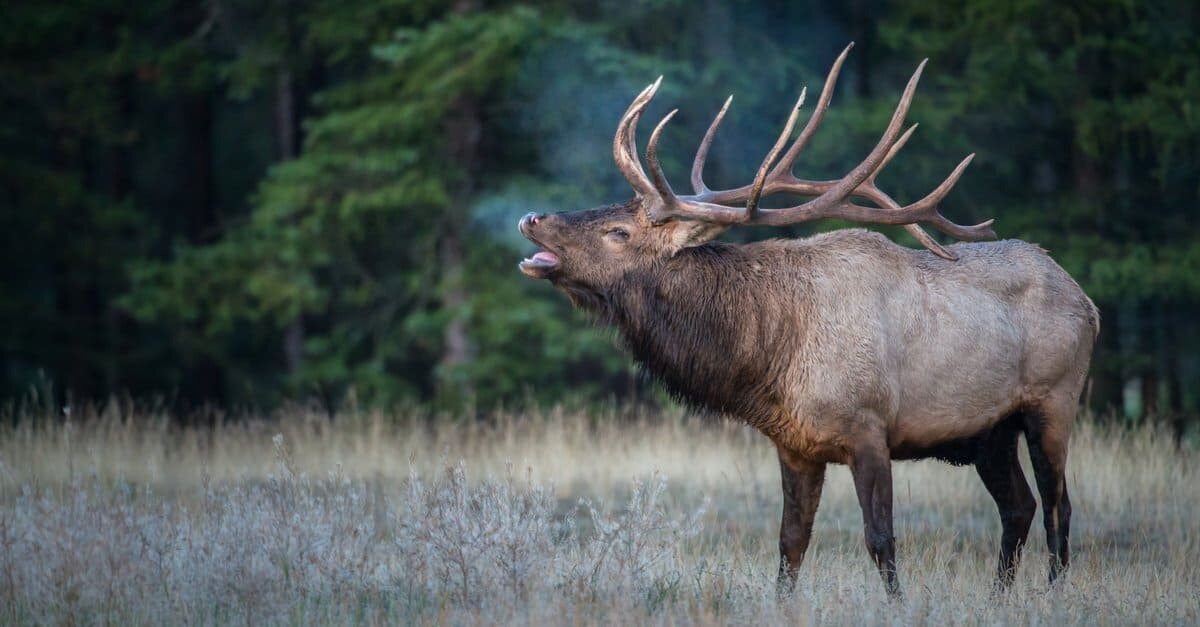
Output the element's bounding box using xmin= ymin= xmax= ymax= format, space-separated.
xmin=0 ymin=405 xmax=1195 ymax=625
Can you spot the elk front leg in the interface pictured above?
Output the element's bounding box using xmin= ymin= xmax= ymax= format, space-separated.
xmin=850 ymin=440 xmax=901 ymax=598
xmin=776 ymin=448 xmax=826 ymax=595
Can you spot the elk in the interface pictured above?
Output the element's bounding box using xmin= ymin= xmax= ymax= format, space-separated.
xmin=517 ymin=44 xmax=1098 ymax=597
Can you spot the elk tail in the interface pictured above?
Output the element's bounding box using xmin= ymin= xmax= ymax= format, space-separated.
xmin=1085 ymin=297 xmax=1101 ymax=340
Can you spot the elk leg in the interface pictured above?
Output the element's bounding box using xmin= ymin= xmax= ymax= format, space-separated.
xmin=974 ymin=418 xmax=1036 ymax=589
xmin=776 ymin=448 xmax=826 ymax=594
xmin=1024 ymin=407 xmax=1073 ymax=584
xmin=850 ymin=443 xmax=901 ymax=598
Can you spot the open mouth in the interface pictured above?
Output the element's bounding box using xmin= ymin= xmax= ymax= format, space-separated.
xmin=519 ymin=250 xmax=560 ymax=277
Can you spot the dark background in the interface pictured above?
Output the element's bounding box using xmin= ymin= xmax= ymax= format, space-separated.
xmin=2 ymin=1 xmax=1197 ymax=436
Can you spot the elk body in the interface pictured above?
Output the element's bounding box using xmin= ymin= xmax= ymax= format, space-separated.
xmin=518 ymin=45 xmax=1097 ymax=597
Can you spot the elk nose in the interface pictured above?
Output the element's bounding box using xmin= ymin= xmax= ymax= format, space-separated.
xmin=520 ymin=212 xmax=544 ymax=230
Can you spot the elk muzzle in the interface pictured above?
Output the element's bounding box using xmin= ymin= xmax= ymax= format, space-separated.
xmin=518 ymin=212 xmax=560 ymax=278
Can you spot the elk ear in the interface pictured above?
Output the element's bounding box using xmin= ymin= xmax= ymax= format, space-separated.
xmin=667 ymin=220 xmax=727 ymax=253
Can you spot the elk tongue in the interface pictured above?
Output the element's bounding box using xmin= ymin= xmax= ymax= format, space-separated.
xmin=530 ymin=251 xmax=559 ymax=265
xmin=519 ymin=250 xmax=560 ymax=276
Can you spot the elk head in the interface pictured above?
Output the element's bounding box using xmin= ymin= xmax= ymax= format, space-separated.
xmin=518 ymin=43 xmax=996 ymax=295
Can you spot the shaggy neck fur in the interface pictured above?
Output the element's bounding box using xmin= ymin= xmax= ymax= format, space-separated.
xmin=571 ymin=242 xmax=806 ymax=432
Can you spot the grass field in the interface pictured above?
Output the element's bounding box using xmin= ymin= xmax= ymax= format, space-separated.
xmin=0 ymin=404 xmax=1196 ymax=625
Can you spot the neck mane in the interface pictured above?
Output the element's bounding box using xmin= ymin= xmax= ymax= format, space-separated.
xmin=590 ymin=242 xmax=803 ymax=425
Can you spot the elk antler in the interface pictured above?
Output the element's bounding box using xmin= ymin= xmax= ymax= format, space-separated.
xmin=612 ymin=43 xmax=995 ymax=260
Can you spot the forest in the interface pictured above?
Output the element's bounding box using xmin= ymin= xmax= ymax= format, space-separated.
xmin=3 ymin=0 xmax=1198 ymax=435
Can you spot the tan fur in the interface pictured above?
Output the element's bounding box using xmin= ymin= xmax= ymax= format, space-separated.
xmin=746 ymin=229 xmax=1096 ymax=463
xmin=523 ymin=206 xmax=1096 ymax=463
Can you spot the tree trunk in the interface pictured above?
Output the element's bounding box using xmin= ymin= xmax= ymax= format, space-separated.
xmin=1089 ymin=304 xmax=1122 ymax=419
xmin=439 ymin=229 xmax=473 ymax=371
xmin=437 ymin=94 xmax=480 ymax=398
xmin=1138 ymin=301 xmax=1160 ymax=422
xmin=185 ymin=94 xmax=218 ymax=242
xmin=177 ymin=90 xmax=228 ymax=406
xmin=276 ymin=63 xmax=306 ymax=375
xmin=1071 ymin=112 xmax=1116 ymax=418
xmin=1163 ymin=302 xmax=1186 ymax=446
xmin=105 ymin=74 xmax=136 ymax=398
xmin=275 ymin=68 xmax=298 ymax=161
xmin=437 ymin=0 xmax=483 ymax=401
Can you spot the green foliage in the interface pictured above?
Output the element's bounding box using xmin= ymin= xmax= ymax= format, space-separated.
xmin=879 ymin=0 xmax=1200 ymax=302
xmin=123 ymin=4 xmax=628 ymax=407
xmin=3 ymin=0 xmax=1198 ymax=418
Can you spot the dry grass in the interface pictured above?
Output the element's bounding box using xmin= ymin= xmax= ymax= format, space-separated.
xmin=0 ymin=404 xmax=1196 ymax=625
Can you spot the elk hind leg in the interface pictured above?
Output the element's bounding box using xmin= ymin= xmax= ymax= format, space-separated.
xmin=1024 ymin=401 xmax=1074 ymax=584
xmin=849 ymin=439 xmax=900 ymax=598
xmin=974 ymin=415 xmax=1037 ymax=589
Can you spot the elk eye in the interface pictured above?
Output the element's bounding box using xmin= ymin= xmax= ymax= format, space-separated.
xmin=606 ymin=228 xmax=630 ymax=242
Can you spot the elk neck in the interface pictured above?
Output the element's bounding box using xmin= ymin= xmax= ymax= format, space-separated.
xmin=603 ymin=241 xmax=807 ymax=427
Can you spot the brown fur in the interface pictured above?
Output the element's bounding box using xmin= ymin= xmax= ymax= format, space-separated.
xmin=519 ymin=198 xmax=1097 ymax=595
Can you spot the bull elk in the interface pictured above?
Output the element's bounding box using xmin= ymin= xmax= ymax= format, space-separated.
xmin=517 ymin=44 xmax=1098 ymax=597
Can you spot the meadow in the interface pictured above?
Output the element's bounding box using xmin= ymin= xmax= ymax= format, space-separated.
xmin=0 ymin=404 xmax=1195 ymax=625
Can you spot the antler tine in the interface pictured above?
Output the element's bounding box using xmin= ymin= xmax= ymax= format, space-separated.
xmin=861 ymin=123 xmax=958 ymax=259
xmin=691 ymin=95 xmax=733 ymax=194
xmin=746 ymin=89 xmax=806 ymax=217
xmin=832 ymin=60 xmax=926 ymax=196
xmin=644 ymin=108 xmax=747 ymax=224
xmin=870 ymin=123 xmax=918 ymax=185
xmin=613 ymin=77 xmax=663 ymax=197
xmin=646 ymin=109 xmax=680 ymax=198
xmin=743 ymin=59 xmax=925 ymax=220
xmin=767 ymin=42 xmax=854 ymax=183
xmin=903 ymin=223 xmax=955 ymax=259
xmin=623 ymin=94 xmax=650 ymax=188
xmin=881 ymin=153 xmax=976 ymax=218
xmin=851 ymin=124 xmax=962 ymax=260
xmin=885 ymin=153 xmax=995 ymax=240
